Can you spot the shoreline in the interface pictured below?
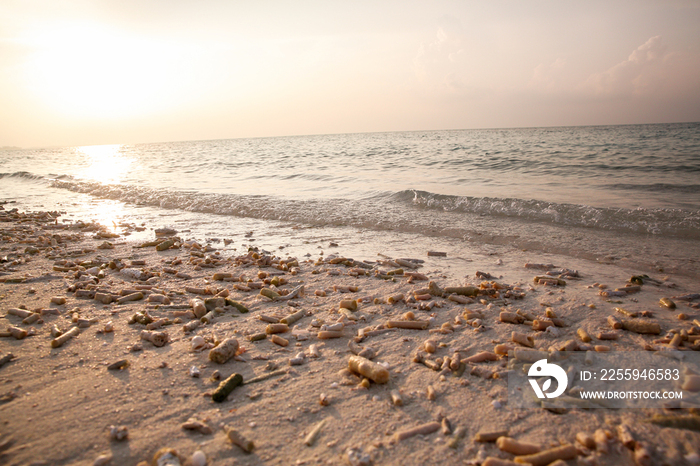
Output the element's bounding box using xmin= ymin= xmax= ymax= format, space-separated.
xmin=1 ymin=207 xmax=699 ymax=465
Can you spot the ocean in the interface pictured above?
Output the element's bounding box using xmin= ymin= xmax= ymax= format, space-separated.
xmin=2 ymin=122 xmax=699 ymax=279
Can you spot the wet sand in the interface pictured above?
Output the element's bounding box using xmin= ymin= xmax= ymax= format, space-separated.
xmin=1 ymin=207 xmax=699 ymax=466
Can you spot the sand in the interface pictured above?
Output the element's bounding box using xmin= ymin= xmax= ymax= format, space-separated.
xmin=1 ymin=207 xmax=699 ymax=466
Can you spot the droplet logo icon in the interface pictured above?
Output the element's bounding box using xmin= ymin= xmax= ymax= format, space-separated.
xmin=528 ymin=359 xmax=568 ymax=399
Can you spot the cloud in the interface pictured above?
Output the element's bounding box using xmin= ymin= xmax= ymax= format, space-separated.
xmin=582 ymin=36 xmax=669 ymax=97
xmin=519 ymin=35 xmax=700 ymax=126
xmin=528 ymin=58 xmax=568 ymax=92
xmin=413 ymin=16 xmax=467 ymax=91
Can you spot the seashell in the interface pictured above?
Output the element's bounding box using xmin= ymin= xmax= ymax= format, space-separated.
xmin=93 ymin=454 xmax=112 ymax=466
xmin=319 ymin=393 xmax=330 ymax=406
xmin=191 ymin=336 xmax=206 ymax=350
xmin=346 ymin=447 xmax=372 ymax=466
xmin=109 ymin=425 xmax=129 ymax=441
xmin=191 ymin=450 xmax=206 ymax=466
xmin=107 ymin=360 xmax=129 ymax=371
xmin=181 ymin=418 xmax=213 ymax=434
xmin=152 ymin=448 xmax=181 ymax=466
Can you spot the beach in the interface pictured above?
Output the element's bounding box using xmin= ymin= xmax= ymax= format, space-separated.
xmin=3 ymin=0 xmax=700 ymax=463
xmin=1 ymin=206 xmax=699 ymax=466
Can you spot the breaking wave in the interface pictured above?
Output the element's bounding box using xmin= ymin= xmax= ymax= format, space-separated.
xmin=43 ymin=176 xmax=700 ymax=240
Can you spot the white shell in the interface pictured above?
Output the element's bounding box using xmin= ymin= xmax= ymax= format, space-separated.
xmin=191 ymin=450 xmax=207 ymax=466
xmin=94 ymin=454 xmax=112 ymax=466
xmin=191 ymin=336 xmax=206 ymax=350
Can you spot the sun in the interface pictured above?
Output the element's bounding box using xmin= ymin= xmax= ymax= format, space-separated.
xmin=23 ymin=21 xmax=185 ymax=120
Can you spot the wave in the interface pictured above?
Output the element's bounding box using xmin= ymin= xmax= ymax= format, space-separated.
xmin=392 ymin=190 xmax=700 ymax=238
xmin=43 ymin=177 xmax=700 ymax=240
xmin=0 ymin=171 xmax=46 ymax=181
xmin=606 ymin=183 xmax=700 ymax=194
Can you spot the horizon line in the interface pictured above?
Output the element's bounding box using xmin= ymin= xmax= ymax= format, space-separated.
xmin=5 ymin=120 xmax=699 ymax=150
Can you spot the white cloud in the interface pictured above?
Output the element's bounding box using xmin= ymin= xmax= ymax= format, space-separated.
xmin=528 ymin=58 xmax=568 ymax=92
xmin=413 ymin=16 xmax=467 ymax=91
xmin=582 ymin=36 xmax=669 ymax=97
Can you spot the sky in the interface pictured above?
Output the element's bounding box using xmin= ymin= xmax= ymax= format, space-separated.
xmin=1 ymin=0 xmax=699 ymax=148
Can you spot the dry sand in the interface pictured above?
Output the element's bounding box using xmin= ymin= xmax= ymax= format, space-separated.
xmin=1 ymin=207 xmax=699 ymax=466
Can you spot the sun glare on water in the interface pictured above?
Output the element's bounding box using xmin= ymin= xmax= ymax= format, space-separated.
xmin=73 ymin=144 xmax=133 ymax=231
xmin=77 ymin=144 xmax=132 ymax=184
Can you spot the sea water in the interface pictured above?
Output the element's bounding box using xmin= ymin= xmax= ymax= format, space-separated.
xmin=2 ymin=123 xmax=699 ymax=279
